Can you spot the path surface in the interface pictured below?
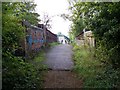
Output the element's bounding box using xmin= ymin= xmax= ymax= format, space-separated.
xmin=43 ymin=44 xmax=83 ymax=88
xmin=43 ymin=71 xmax=83 ymax=88
xmin=43 ymin=44 xmax=74 ymax=70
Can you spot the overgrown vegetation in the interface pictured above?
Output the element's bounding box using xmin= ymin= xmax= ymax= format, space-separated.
xmin=2 ymin=2 xmax=47 ymax=89
xmin=67 ymin=1 xmax=120 ymax=88
xmin=49 ymin=42 xmax=60 ymax=47
xmin=68 ymin=1 xmax=120 ymax=68
xmin=3 ymin=50 xmax=47 ymax=89
xmin=73 ymin=44 xmax=120 ymax=88
xmin=29 ymin=50 xmax=48 ymax=72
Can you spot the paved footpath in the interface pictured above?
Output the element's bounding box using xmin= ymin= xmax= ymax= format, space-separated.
xmin=44 ymin=44 xmax=74 ymax=70
xmin=43 ymin=44 xmax=83 ymax=88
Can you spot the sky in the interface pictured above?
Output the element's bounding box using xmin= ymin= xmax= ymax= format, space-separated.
xmin=34 ymin=0 xmax=72 ymax=37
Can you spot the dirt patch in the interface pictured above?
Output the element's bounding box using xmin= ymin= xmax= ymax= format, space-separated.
xmin=43 ymin=70 xmax=83 ymax=88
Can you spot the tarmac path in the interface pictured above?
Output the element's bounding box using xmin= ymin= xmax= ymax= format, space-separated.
xmin=43 ymin=44 xmax=83 ymax=88
xmin=44 ymin=44 xmax=74 ymax=70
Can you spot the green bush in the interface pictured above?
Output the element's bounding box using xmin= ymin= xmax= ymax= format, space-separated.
xmin=2 ymin=2 xmax=45 ymax=89
xmin=2 ymin=51 xmax=45 ymax=89
xmin=73 ymin=44 xmax=120 ymax=88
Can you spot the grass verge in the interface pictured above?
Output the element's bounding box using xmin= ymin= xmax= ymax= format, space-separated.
xmin=28 ymin=49 xmax=48 ymax=88
xmin=72 ymin=44 xmax=120 ymax=88
xmin=48 ymin=42 xmax=60 ymax=47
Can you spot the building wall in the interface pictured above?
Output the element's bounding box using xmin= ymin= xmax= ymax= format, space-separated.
xmin=84 ymin=31 xmax=95 ymax=47
xmin=76 ymin=30 xmax=95 ymax=47
xmin=46 ymin=30 xmax=57 ymax=43
xmin=58 ymin=36 xmax=69 ymax=44
xmin=26 ymin=28 xmax=44 ymax=54
xmin=75 ymin=39 xmax=84 ymax=46
xmin=19 ymin=21 xmax=58 ymax=58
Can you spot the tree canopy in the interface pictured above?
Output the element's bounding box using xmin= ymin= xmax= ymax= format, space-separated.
xmin=68 ymin=1 xmax=120 ymax=67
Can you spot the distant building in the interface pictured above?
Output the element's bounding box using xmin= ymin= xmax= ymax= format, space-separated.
xmin=57 ymin=33 xmax=70 ymax=44
xmin=75 ymin=31 xmax=84 ymax=46
xmin=75 ymin=29 xmax=95 ymax=47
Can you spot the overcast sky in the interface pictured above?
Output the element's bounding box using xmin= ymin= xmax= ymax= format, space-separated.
xmin=34 ymin=0 xmax=72 ymax=37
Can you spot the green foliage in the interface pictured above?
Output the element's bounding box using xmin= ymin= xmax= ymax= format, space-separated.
xmin=73 ymin=44 xmax=120 ymax=88
xmin=2 ymin=2 xmax=40 ymax=24
xmin=30 ymin=50 xmax=48 ymax=71
xmin=2 ymin=49 xmax=47 ymax=89
xmin=2 ymin=12 xmax=25 ymax=53
xmin=2 ymin=2 xmax=43 ymax=89
xmin=90 ymin=3 xmax=120 ymax=67
xmin=49 ymin=42 xmax=60 ymax=47
xmin=2 ymin=2 xmax=40 ymax=53
xmin=68 ymin=1 xmax=120 ymax=67
xmin=69 ymin=1 xmax=120 ymax=87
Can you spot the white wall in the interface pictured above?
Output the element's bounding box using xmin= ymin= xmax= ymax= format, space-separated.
xmin=58 ymin=36 xmax=68 ymax=44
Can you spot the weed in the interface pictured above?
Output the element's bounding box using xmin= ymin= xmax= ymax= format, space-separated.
xmin=48 ymin=42 xmax=60 ymax=47
xmin=3 ymin=49 xmax=47 ymax=89
xmin=72 ymin=44 xmax=120 ymax=88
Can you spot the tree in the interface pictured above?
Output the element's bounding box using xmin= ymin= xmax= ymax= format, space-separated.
xmin=41 ymin=13 xmax=52 ymax=29
xmin=68 ymin=1 xmax=120 ymax=67
xmin=2 ymin=2 xmax=41 ymax=89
